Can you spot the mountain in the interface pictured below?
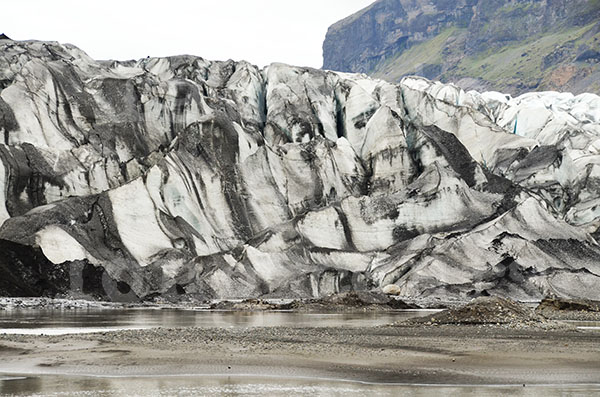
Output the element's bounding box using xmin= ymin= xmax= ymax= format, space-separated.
xmin=323 ymin=0 xmax=600 ymax=95
xmin=0 ymin=36 xmax=599 ymax=303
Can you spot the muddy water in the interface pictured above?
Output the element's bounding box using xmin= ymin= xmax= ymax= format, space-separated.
xmin=1 ymin=310 xmax=599 ymax=396
xmin=1 ymin=375 xmax=599 ymax=396
xmin=0 ymin=308 xmax=438 ymax=335
xmin=567 ymin=321 xmax=600 ymax=330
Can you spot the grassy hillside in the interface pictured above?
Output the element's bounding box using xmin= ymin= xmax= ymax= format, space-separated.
xmin=372 ymin=21 xmax=600 ymax=94
xmin=373 ymin=27 xmax=467 ymax=81
xmin=327 ymin=0 xmax=600 ymax=95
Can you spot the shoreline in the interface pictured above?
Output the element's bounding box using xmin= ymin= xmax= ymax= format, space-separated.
xmin=3 ymin=372 xmax=600 ymax=388
xmin=1 ymin=295 xmax=599 ymax=389
xmin=2 ymin=374 xmax=599 ymax=397
xmin=0 ymin=292 xmax=504 ymax=312
xmin=1 ymin=324 xmax=599 ymax=386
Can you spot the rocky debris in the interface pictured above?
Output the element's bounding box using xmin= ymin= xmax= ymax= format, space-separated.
xmin=535 ymin=297 xmax=600 ymax=321
xmin=210 ymin=292 xmax=419 ymax=312
xmin=408 ymin=297 xmax=540 ymax=326
xmin=323 ymin=0 xmax=600 ymax=95
xmin=4 ymin=322 xmax=599 ymax=387
xmin=0 ymin=297 xmax=131 ymax=311
xmin=0 ymin=297 xmax=200 ymax=311
xmin=209 ymin=299 xmax=284 ymax=311
xmin=292 ymin=291 xmax=419 ymax=311
xmin=538 ymin=297 xmax=600 ymax=312
xmin=0 ymin=38 xmax=599 ymax=302
xmin=382 ymin=284 xmax=402 ymax=295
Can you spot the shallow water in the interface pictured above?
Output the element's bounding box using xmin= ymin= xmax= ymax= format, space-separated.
xmin=562 ymin=320 xmax=600 ymax=331
xmin=1 ymin=310 xmax=598 ymax=395
xmin=1 ymin=375 xmax=599 ymax=397
xmin=0 ymin=308 xmax=437 ymax=335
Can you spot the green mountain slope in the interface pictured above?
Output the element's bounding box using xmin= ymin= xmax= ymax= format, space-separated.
xmin=323 ymin=0 xmax=600 ymax=95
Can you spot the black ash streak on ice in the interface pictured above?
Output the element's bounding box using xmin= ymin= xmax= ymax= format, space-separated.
xmin=0 ymin=35 xmax=599 ymax=303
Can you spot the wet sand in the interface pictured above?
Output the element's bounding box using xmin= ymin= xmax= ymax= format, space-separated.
xmin=0 ymin=324 xmax=599 ymax=386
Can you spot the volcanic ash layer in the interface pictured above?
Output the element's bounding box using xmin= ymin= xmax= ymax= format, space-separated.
xmin=0 ymin=37 xmax=600 ymax=302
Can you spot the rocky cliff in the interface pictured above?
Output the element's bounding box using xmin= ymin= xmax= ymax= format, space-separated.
xmin=323 ymin=0 xmax=600 ymax=95
xmin=1 ymin=36 xmax=600 ymax=302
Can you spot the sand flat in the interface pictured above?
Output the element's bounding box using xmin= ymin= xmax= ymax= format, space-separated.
xmin=0 ymin=325 xmax=598 ymax=386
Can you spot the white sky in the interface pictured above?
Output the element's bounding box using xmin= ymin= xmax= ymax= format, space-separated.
xmin=2 ymin=0 xmax=374 ymax=68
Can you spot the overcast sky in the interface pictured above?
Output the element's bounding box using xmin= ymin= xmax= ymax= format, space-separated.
xmin=3 ymin=0 xmax=374 ymax=68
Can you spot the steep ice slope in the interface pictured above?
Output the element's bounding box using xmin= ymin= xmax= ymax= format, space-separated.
xmin=0 ymin=37 xmax=599 ymax=301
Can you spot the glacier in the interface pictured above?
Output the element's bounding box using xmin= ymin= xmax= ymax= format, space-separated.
xmin=0 ymin=37 xmax=599 ymax=302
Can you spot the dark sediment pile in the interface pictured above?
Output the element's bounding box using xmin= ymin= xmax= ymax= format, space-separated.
xmin=288 ymin=291 xmax=419 ymax=311
xmin=408 ymin=297 xmax=540 ymax=326
xmin=535 ymin=297 xmax=600 ymax=321
xmin=209 ymin=292 xmax=419 ymax=312
xmin=209 ymin=299 xmax=283 ymax=311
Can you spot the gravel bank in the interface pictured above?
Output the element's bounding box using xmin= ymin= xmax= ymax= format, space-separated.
xmin=0 ymin=321 xmax=598 ymax=385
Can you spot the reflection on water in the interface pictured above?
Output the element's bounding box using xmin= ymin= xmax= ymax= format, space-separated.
xmin=2 ymin=375 xmax=600 ymax=397
xmin=0 ymin=309 xmax=436 ymax=335
xmin=561 ymin=321 xmax=600 ymax=331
